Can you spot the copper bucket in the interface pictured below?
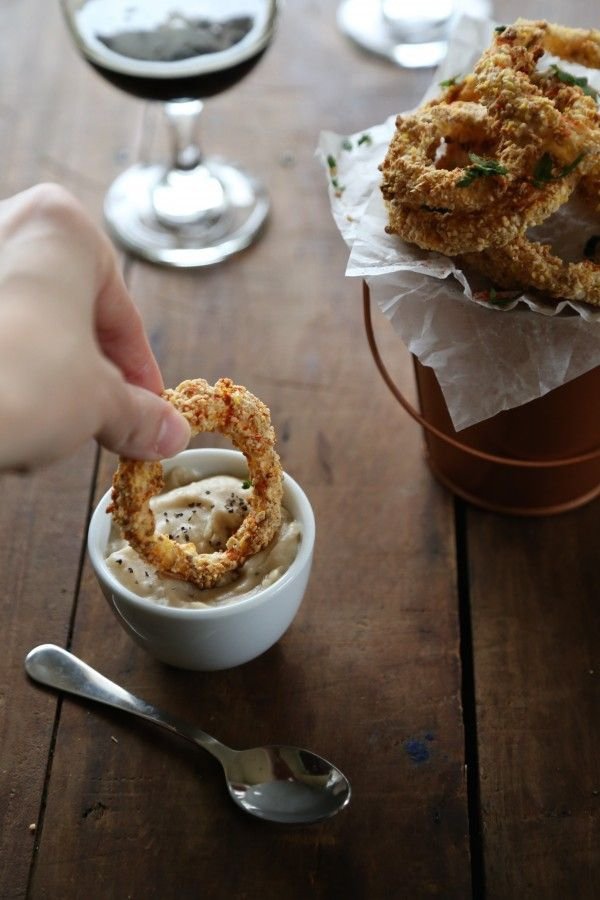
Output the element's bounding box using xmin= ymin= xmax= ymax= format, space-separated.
xmin=363 ymin=283 xmax=600 ymax=516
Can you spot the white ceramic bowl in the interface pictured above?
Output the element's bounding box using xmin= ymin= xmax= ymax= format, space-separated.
xmin=87 ymin=449 xmax=315 ymax=670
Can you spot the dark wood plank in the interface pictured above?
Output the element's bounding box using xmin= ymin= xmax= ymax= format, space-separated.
xmin=0 ymin=2 xmax=136 ymax=896
xmin=468 ymin=2 xmax=600 ymax=897
xmin=26 ymin=2 xmax=470 ymax=897
xmin=468 ymin=505 xmax=599 ymax=899
xmin=0 ymin=456 xmax=96 ymax=898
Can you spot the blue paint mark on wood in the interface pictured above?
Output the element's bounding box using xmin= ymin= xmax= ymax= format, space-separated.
xmin=404 ymin=738 xmax=431 ymax=764
xmin=403 ymin=731 xmax=435 ymax=765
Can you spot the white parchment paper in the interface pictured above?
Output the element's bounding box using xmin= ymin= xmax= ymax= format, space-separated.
xmin=318 ymin=16 xmax=600 ymax=430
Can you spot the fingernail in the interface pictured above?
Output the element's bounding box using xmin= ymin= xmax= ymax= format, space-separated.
xmin=155 ymin=410 xmax=191 ymax=458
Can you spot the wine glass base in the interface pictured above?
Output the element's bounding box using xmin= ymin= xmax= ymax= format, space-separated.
xmin=103 ymin=159 xmax=269 ymax=268
xmin=337 ymin=0 xmax=449 ymax=69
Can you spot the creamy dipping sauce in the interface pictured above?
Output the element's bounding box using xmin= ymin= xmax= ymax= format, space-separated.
xmin=105 ymin=468 xmax=301 ymax=608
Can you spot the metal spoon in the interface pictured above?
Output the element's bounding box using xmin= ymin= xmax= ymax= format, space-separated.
xmin=25 ymin=644 xmax=351 ymax=825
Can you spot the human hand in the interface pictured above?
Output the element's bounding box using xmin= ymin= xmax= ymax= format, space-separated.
xmin=0 ymin=184 xmax=191 ymax=469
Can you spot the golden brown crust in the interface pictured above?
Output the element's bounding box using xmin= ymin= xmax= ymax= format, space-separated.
xmin=380 ymin=19 xmax=600 ymax=254
xmin=109 ymin=378 xmax=283 ymax=590
xmin=383 ymin=173 xmax=577 ymax=255
xmin=459 ymin=235 xmax=600 ymax=307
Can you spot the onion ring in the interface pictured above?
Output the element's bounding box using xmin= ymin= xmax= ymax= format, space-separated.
xmin=383 ymin=171 xmax=577 ymax=255
xmin=109 ymin=378 xmax=284 ymax=589
xmin=470 ymin=23 xmax=578 ymax=157
xmin=530 ymin=20 xmax=600 ymax=70
xmin=380 ymin=102 xmax=516 ymax=213
xmin=459 ymin=232 xmax=600 ymax=307
xmin=380 ymin=18 xmax=600 ymax=257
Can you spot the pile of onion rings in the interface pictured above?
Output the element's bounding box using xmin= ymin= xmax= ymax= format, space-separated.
xmin=380 ymin=18 xmax=600 ymax=306
xmin=109 ymin=378 xmax=284 ymax=590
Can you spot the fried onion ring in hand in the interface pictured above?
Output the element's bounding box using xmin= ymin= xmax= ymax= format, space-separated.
xmin=109 ymin=378 xmax=284 ymax=589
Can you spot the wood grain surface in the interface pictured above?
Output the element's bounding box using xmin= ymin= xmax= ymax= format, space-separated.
xmin=0 ymin=1 xmax=597 ymax=898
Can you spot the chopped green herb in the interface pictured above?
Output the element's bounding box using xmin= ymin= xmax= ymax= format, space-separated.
xmin=341 ymin=138 xmax=353 ymax=151
xmin=487 ymin=288 xmax=513 ymax=308
xmin=241 ymin=479 xmax=252 ymax=489
xmin=357 ymin=133 xmax=373 ymax=146
xmin=494 ymin=25 xmax=507 ymax=34
xmin=532 ymin=151 xmax=586 ymax=188
xmin=548 ymin=64 xmax=598 ymax=100
xmin=532 ymin=152 xmax=554 ymax=186
xmin=584 ymin=234 xmax=600 ymax=260
xmin=457 ymin=153 xmax=508 ymax=187
xmin=439 ymin=74 xmax=461 ymax=88
xmin=328 ymin=152 xmax=345 ymax=197
xmin=561 ymin=153 xmax=587 ymax=177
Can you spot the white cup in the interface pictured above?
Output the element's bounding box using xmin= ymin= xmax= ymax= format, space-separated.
xmin=87 ymin=448 xmax=315 ymax=670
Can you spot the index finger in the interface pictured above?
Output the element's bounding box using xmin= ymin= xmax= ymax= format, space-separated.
xmin=95 ymin=259 xmax=164 ymax=395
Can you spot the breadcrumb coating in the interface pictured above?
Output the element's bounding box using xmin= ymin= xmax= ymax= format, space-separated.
xmin=109 ymin=378 xmax=284 ymax=590
xmin=380 ymin=18 xmax=600 ymax=303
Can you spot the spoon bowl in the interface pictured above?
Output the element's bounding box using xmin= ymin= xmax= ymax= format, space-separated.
xmin=25 ymin=644 xmax=351 ymax=825
xmin=224 ymin=744 xmax=351 ymax=823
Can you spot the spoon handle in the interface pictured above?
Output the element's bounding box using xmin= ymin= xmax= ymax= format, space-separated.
xmin=25 ymin=644 xmax=229 ymax=762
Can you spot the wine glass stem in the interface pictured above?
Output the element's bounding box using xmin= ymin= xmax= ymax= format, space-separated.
xmin=151 ymin=99 xmax=227 ymax=228
xmin=164 ymin=99 xmax=204 ymax=170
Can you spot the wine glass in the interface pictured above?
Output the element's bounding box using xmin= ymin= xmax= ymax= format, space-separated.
xmin=337 ymin=0 xmax=456 ymax=69
xmin=60 ymin=0 xmax=280 ymax=267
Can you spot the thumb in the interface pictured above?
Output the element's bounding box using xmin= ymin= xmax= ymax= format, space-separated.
xmin=96 ymin=382 xmax=191 ymax=460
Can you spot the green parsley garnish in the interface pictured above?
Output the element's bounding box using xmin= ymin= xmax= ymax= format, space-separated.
xmin=532 ymin=151 xmax=586 ymax=188
xmin=532 ymin=153 xmax=554 ymax=186
xmin=439 ymin=74 xmax=461 ymax=88
xmin=241 ymin=479 xmax=252 ymax=490
xmin=331 ymin=177 xmax=345 ymax=197
xmin=548 ymin=64 xmax=598 ymax=100
xmin=487 ymin=287 xmax=512 ymax=307
xmin=357 ymin=133 xmax=373 ymax=146
xmin=327 ymin=154 xmax=344 ymax=195
xmin=341 ymin=138 xmax=353 ymax=151
xmin=584 ymin=234 xmax=600 ymax=260
xmin=494 ymin=25 xmax=507 ymax=34
xmin=457 ymin=153 xmax=508 ymax=187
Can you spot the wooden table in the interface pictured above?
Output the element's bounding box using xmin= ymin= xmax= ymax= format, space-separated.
xmin=0 ymin=1 xmax=598 ymax=897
